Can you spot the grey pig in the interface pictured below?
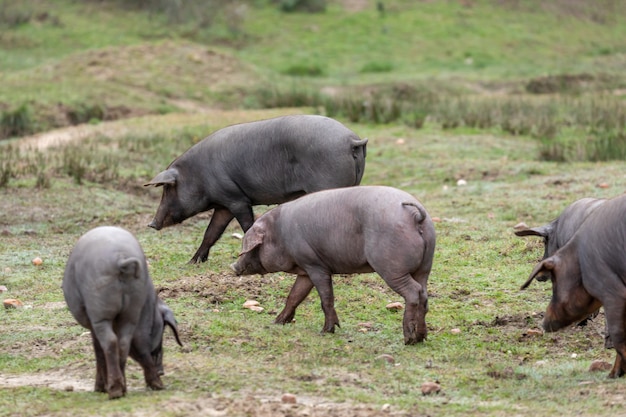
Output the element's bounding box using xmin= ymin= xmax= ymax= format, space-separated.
xmin=515 ymin=197 xmax=609 ymax=343
xmin=62 ymin=226 xmax=182 ymax=399
xmin=520 ymin=194 xmax=626 ymax=378
xmin=231 ymin=186 xmax=436 ymax=345
xmin=145 ymin=115 xmax=368 ymax=264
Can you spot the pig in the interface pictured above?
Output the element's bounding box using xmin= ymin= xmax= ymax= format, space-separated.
xmin=230 ymin=185 xmax=436 ymax=345
xmin=144 ymin=115 xmax=368 ymax=264
xmin=62 ymin=226 xmax=182 ymax=399
xmin=515 ymin=197 xmax=608 ymax=340
xmin=520 ymin=194 xmax=626 ymax=378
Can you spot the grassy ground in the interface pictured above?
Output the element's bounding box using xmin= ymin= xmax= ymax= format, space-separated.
xmin=1 ymin=0 xmax=626 ymax=415
xmin=1 ymin=110 xmax=625 ymax=416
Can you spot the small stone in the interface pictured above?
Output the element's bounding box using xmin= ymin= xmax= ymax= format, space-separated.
xmin=376 ymin=354 xmax=395 ymax=364
xmin=247 ymin=305 xmax=264 ymax=312
xmin=281 ymin=393 xmax=297 ymax=404
xmin=0 ymin=285 xmax=7 ymax=293
xmin=456 ymin=179 xmax=467 ymax=186
xmin=571 ymin=353 xmax=578 ymax=359
xmin=395 ymin=138 xmax=405 ymax=145
xmin=524 ymin=329 xmax=543 ymax=337
xmin=32 ymin=257 xmax=43 ymax=266
xmin=431 ymin=216 xmax=442 ymax=223
xmin=3 ymin=298 xmax=23 ymax=309
xmin=386 ymin=302 xmax=403 ymax=311
xmin=450 ymin=328 xmax=461 ymax=334
xmin=64 ymin=385 xmax=74 ymax=392
xmin=381 ymin=403 xmax=391 ymax=412
xmin=513 ymin=222 xmax=529 ymax=231
xmin=231 ymin=232 xmax=244 ymax=239
xmin=589 ymin=360 xmax=612 ymax=372
xmin=357 ymin=322 xmax=373 ymax=329
xmin=243 ymin=300 xmax=260 ymax=308
xmin=597 ymin=183 xmax=610 ymax=189
xmin=421 ymin=381 xmax=441 ymax=395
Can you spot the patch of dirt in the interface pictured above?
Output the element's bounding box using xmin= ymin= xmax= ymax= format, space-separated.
xmin=158 ymin=272 xmax=286 ymax=305
xmin=0 ymin=370 xmax=93 ymax=392
xmin=140 ymin=394 xmax=416 ymax=417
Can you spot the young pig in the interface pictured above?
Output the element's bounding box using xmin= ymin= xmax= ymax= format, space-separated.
xmin=62 ymin=226 xmax=182 ymax=399
xmin=231 ymin=186 xmax=436 ymax=345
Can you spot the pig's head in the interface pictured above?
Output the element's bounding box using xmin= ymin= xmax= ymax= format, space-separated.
xmin=230 ymin=214 xmax=294 ymax=276
xmin=231 ymin=221 xmax=268 ymax=276
xmin=144 ymin=168 xmax=206 ymax=230
xmin=521 ymin=253 xmax=601 ymax=332
xmin=150 ymin=299 xmax=183 ymax=375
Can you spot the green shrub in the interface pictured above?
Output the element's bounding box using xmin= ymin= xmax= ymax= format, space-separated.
xmin=0 ymin=145 xmax=16 ymax=187
xmin=0 ymin=104 xmax=34 ymax=138
xmin=277 ymin=0 xmax=326 ymax=13
xmin=282 ymin=63 xmax=325 ymax=77
xmin=0 ymin=2 xmax=33 ymax=27
xmin=360 ymin=61 xmax=393 ymax=74
xmin=66 ymin=103 xmax=105 ymax=125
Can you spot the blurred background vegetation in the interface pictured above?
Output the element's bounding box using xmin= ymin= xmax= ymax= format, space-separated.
xmin=1 ymin=0 xmax=626 ymax=163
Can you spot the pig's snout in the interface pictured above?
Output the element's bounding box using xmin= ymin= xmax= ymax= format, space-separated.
xmin=230 ymin=262 xmax=242 ymax=276
xmin=148 ymin=219 xmax=162 ymax=230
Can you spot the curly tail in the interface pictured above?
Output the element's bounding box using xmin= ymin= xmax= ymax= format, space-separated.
xmin=402 ymin=202 xmax=427 ymax=224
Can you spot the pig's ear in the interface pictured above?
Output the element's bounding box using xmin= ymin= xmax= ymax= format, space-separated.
xmin=514 ymin=224 xmax=552 ymax=238
xmin=241 ymin=225 xmax=265 ymax=254
xmin=521 ymin=257 xmax=557 ymax=289
xmin=144 ymin=168 xmax=178 ymax=187
xmin=158 ymin=300 xmax=183 ymax=347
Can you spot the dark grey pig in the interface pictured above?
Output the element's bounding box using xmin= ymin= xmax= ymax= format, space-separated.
xmin=231 ymin=186 xmax=436 ymax=345
xmin=515 ymin=197 xmax=608 ymax=339
xmin=145 ymin=115 xmax=368 ymax=264
xmin=62 ymin=226 xmax=182 ymax=399
xmin=520 ymin=194 xmax=626 ymax=378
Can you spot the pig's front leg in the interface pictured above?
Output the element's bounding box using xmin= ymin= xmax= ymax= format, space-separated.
xmin=130 ymin=347 xmax=164 ymax=390
xmin=307 ymin=269 xmax=340 ymax=333
xmin=190 ymin=208 xmax=235 ymax=264
xmin=275 ymin=274 xmax=315 ymax=325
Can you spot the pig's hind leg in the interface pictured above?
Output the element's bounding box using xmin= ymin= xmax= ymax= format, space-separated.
xmin=603 ymin=299 xmax=626 ymax=378
xmin=380 ymin=271 xmax=428 ymax=345
xmin=275 ymin=274 xmax=315 ymax=325
xmin=91 ymin=321 xmax=126 ymax=399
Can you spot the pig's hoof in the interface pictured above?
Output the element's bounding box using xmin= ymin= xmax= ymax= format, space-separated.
xmin=148 ymin=378 xmax=165 ymax=391
xmin=107 ymin=385 xmax=125 ymax=400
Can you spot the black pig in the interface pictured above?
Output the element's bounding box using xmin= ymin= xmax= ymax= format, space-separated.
xmin=145 ymin=115 xmax=367 ymax=264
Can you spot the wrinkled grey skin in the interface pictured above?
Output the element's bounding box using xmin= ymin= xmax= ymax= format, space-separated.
xmin=62 ymin=226 xmax=182 ymax=400
xmin=515 ymin=197 xmax=608 ymax=343
xmin=231 ymin=186 xmax=436 ymax=345
xmin=145 ymin=115 xmax=368 ymax=264
xmin=520 ymin=194 xmax=626 ymax=378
